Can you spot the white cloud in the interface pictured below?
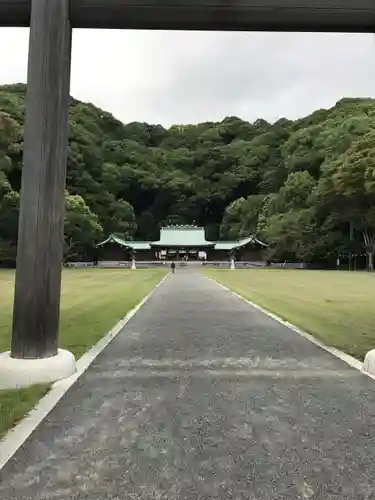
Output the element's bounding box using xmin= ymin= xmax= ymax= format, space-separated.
xmin=0 ymin=28 xmax=375 ymax=126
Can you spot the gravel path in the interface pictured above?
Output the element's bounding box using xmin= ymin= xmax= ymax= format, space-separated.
xmin=1 ymin=270 xmax=375 ymax=499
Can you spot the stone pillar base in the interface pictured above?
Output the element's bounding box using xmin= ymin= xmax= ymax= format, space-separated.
xmin=131 ymin=259 xmax=136 ymax=270
xmin=363 ymin=349 xmax=375 ymax=377
xmin=230 ymin=258 xmax=235 ymax=270
xmin=0 ymin=349 xmax=76 ymax=390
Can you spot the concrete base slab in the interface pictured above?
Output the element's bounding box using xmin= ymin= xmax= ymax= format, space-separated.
xmin=0 ymin=349 xmax=76 ymax=390
xmin=363 ymin=349 xmax=375 ymax=376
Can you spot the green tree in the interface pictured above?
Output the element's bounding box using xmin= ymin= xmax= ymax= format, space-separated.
xmin=0 ymin=190 xmax=20 ymax=265
xmin=2 ymin=83 xmax=375 ymax=266
xmin=220 ymin=195 xmax=265 ymax=240
xmin=263 ymin=208 xmax=319 ymax=262
xmin=103 ymin=198 xmax=137 ymax=238
xmin=330 ymin=134 xmax=375 ymax=270
xmin=64 ymin=193 xmax=103 ymax=262
xmin=274 ymin=171 xmax=316 ymax=212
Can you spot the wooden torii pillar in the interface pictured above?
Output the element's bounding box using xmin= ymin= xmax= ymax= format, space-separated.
xmin=0 ymin=0 xmax=373 ymax=388
xmin=0 ymin=0 xmax=76 ymax=388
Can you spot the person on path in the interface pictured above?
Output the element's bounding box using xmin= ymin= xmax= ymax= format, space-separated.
xmin=171 ymin=261 xmax=176 ymax=274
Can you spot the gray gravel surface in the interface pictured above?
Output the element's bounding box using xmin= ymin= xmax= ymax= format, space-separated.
xmin=1 ymin=270 xmax=375 ymax=499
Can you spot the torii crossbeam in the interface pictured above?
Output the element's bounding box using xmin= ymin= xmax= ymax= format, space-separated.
xmin=1 ymin=1 xmax=375 ymax=32
xmin=0 ymin=0 xmax=374 ymax=388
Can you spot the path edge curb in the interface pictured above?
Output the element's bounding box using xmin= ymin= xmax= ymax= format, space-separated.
xmin=207 ymin=276 xmax=375 ymax=380
xmin=0 ymin=271 xmax=170 ymax=471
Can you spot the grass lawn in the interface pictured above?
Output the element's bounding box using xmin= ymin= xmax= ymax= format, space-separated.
xmin=0 ymin=268 xmax=167 ymax=438
xmin=204 ymin=269 xmax=375 ymax=361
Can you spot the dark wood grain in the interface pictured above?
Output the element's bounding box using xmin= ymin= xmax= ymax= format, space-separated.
xmin=1 ymin=0 xmax=375 ymax=32
xmin=71 ymin=0 xmax=375 ymax=32
xmin=0 ymin=0 xmax=30 ymax=26
xmin=11 ymin=0 xmax=72 ymax=359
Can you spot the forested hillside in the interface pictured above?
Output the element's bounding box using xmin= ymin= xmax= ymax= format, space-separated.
xmin=1 ymin=83 xmax=374 ymax=266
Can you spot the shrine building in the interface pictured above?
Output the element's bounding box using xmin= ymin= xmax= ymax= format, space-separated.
xmin=96 ymin=225 xmax=267 ymax=262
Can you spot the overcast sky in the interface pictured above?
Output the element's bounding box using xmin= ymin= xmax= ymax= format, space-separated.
xmin=1 ymin=29 xmax=375 ymax=127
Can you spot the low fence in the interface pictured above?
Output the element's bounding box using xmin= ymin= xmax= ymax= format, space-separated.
xmin=201 ymin=261 xmax=266 ymax=269
xmin=269 ymin=262 xmax=306 ymax=269
xmin=66 ymin=260 xmax=267 ymax=269
xmin=63 ymin=260 xmax=369 ymax=271
xmin=65 ymin=260 xmax=185 ymax=269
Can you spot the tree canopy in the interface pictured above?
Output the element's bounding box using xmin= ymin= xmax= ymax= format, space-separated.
xmin=0 ymin=83 xmax=374 ymax=266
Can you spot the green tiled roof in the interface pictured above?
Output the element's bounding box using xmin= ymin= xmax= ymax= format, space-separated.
xmin=213 ymin=241 xmax=238 ymax=251
xmin=151 ymin=225 xmax=215 ymax=247
xmin=96 ymin=234 xmax=151 ymax=250
xmin=97 ymin=229 xmax=267 ymax=252
xmin=214 ymin=235 xmax=267 ymax=251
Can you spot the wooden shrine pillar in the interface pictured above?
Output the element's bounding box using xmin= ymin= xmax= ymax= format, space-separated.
xmin=11 ymin=0 xmax=72 ymax=359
